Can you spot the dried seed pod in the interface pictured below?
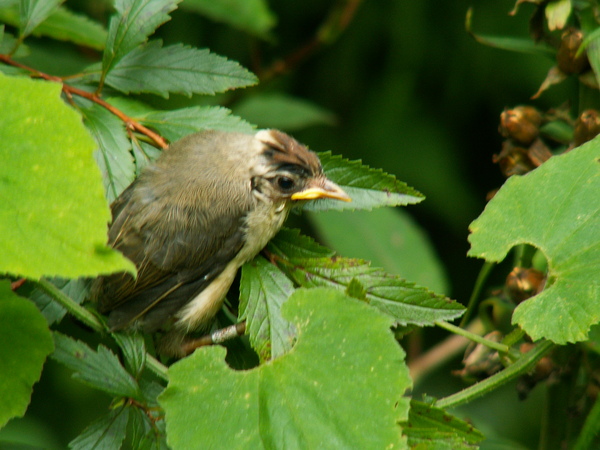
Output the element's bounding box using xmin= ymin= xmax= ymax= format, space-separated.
xmin=506 ymin=267 xmax=546 ymax=303
xmin=499 ymin=106 xmax=543 ymax=146
xmin=493 ymin=141 xmax=537 ymax=177
xmin=557 ymin=28 xmax=589 ymax=75
xmin=574 ymin=109 xmax=600 ymax=147
xmin=527 ymin=138 xmax=553 ymax=167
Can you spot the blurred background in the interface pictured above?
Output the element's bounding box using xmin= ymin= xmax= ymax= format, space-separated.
xmin=1 ymin=0 xmax=576 ymax=447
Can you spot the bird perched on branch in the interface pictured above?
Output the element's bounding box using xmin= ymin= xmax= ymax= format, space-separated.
xmin=91 ymin=129 xmax=350 ymax=356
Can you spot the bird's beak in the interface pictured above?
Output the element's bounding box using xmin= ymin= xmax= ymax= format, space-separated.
xmin=291 ymin=177 xmax=351 ymax=202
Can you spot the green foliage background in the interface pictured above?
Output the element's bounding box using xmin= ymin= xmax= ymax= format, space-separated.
xmin=1 ymin=0 xmax=599 ymax=448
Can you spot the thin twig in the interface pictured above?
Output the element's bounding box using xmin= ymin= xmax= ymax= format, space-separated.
xmin=11 ymin=278 xmax=26 ymax=291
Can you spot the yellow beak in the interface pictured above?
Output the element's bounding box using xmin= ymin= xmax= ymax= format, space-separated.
xmin=291 ymin=177 xmax=351 ymax=202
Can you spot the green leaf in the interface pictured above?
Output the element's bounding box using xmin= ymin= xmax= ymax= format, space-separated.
xmin=308 ymin=208 xmax=449 ymax=294
xmin=102 ymin=0 xmax=180 ymax=77
xmin=32 ymin=6 xmax=107 ymax=50
xmin=587 ymin=323 xmax=600 ymax=355
xmin=105 ymin=40 xmax=258 ymax=98
xmin=181 ymin=0 xmax=276 ymax=39
xmin=160 ymin=288 xmax=411 ymax=449
xmin=268 ymin=228 xmax=336 ymax=259
xmin=112 ymin=332 xmax=146 ymax=379
xmin=140 ymin=105 xmax=254 ymax=141
xmin=401 ymin=400 xmax=484 ymax=449
xmin=545 ymin=0 xmax=571 ymax=31
xmin=302 ymin=152 xmax=424 ymax=212
xmin=468 ymin=141 xmax=600 ymax=344
xmin=69 ymin=406 xmax=129 ymax=450
xmin=0 ymin=3 xmax=107 ymax=49
xmin=82 ymin=103 xmax=135 ymax=203
xmin=52 ymin=332 xmax=141 ymax=399
xmin=586 ymin=34 xmax=600 ymax=94
xmin=268 ymin=229 xmax=463 ymax=326
xmin=239 ymin=256 xmax=296 ymax=361
xmin=465 ymin=8 xmax=555 ymax=57
xmin=0 ymin=29 xmax=29 ymax=58
xmin=233 ymin=93 xmax=336 ymax=131
xmin=279 ymin=256 xmax=464 ymax=326
xmin=0 ymin=74 xmax=134 ymax=278
xmin=0 ymin=281 xmax=54 ymax=428
xmin=19 ymin=0 xmax=64 ymax=38
xmin=129 ymin=405 xmax=168 ymax=449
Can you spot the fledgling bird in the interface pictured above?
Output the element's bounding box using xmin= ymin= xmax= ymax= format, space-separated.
xmin=91 ymin=129 xmax=350 ymax=356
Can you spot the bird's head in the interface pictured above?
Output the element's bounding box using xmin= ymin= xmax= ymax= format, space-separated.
xmin=251 ymin=129 xmax=351 ymax=205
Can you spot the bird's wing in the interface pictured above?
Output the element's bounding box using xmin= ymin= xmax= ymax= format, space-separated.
xmin=92 ymin=180 xmax=251 ymax=332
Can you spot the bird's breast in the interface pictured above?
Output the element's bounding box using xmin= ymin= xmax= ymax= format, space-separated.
xmin=239 ymin=199 xmax=289 ymax=262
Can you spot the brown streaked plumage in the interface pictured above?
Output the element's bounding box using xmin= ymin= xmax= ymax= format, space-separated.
xmin=91 ymin=129 xmax=349 ymax=356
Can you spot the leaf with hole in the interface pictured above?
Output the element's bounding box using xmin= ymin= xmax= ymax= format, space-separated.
xmin=469 ymin=141 xmax=600 ymax=343
xmin=160 ymin=288 xmax=411 ymax=449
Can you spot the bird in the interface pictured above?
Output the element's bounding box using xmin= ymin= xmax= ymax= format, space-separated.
xmin=91 ymin=129 xmax=350 ymax=356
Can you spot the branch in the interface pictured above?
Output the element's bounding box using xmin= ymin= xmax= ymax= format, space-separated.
xmin=0 ymin=54 xmax=168 ymax=149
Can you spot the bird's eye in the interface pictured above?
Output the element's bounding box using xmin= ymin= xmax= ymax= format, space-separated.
xmin=277 ymin=176 xmax=295 ymax=191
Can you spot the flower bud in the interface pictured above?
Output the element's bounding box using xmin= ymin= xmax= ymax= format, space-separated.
xmin=499 ymin=106 xmax=542 ymax=145
xmin=574 ymin=109 xmax=600 ymax=147
xmin=557 ymin=28 xmax=589 ymax=74
xmin=506 ymin=267 xmax=545 ymax=303
xmin=493 ymin=141 xmax=536 ymax=177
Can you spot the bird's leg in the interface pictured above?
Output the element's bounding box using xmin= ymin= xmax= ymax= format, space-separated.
xmin=175 ymin=322 xmax=247 ymax=356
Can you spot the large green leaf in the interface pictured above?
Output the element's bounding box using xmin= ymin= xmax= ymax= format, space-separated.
xmin=268 ymin=230 xmax=464 ymax=326
xmin=105 ymin=40 xmax=258 ymax=98
xmin=302 ymin=152 xmax=424 ymax=212
xmin=102 ymin=0 xmax=180 ymax=77
xmin=309 ymin=208 xmax=449 ymax=294
xmin=160 ymin=288 xmax=411 ymax=449
xmin=181 ymin=0 xmax=276 ymax=39
xmin=0 ymin=281 xmax=54 ymax=428
xmin=239 ymin=256 xmax=296 ymax=362
xmin=0 ymin=74 xmax=134 ymax=278
xmin=468 ymin=140 xmax=600 ymax=343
